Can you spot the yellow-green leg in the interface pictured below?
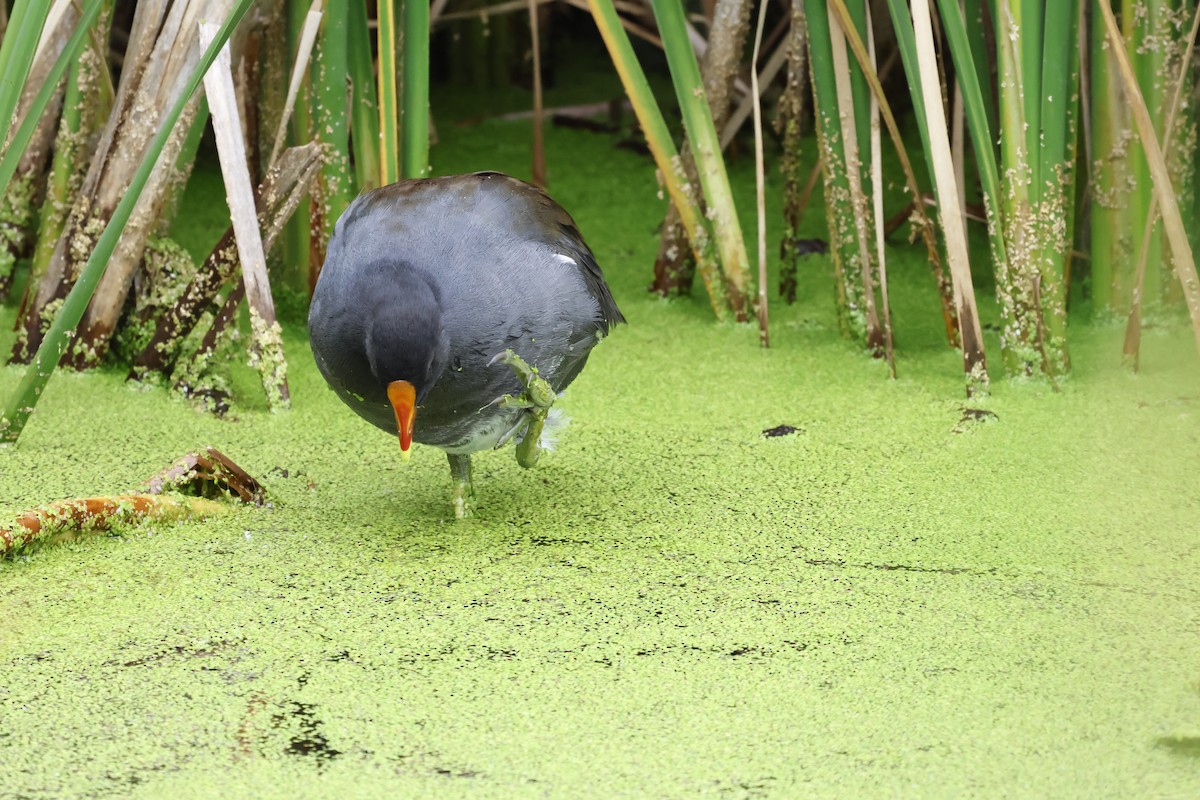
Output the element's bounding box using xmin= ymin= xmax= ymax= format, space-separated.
xmin=488 ymin=349 xmax=556 ymax=468
xmin=447 ymin=453 xmax=475 ymax=518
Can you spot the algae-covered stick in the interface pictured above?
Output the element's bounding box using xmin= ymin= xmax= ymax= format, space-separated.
xmin=1 ymin=495 xmax=226 ymax=557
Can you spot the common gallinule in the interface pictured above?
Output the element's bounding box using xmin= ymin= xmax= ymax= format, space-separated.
xmin=309 ymin=172 xmax=624 ymax=518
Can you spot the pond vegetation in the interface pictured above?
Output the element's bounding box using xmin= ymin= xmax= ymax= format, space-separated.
xmin=1 ymin=0 xmax=1199 ymax=795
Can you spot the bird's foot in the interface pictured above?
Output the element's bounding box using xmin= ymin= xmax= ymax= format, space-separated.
xmin=488 ymin=349 xmax=555 ymax=469
xmin=447 ymin=453 xmax=475 ymax=519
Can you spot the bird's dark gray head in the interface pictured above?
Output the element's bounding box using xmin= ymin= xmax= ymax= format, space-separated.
xmin=360 ymin=262 xmax=450 ymax=456
xmin=363 ymin=262 xmax=450 ymax=398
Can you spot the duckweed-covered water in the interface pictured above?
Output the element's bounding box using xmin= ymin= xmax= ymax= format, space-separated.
xmin=2 ymin=115 xmax=1199 ymax=798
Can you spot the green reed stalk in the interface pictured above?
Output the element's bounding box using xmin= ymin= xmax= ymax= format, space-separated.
xmin=586 ymin=0 xmax=728 ymax=319
xmin=1090 ymin=0 xmax=1124 ymax=310
xmin=650 ymin=0 xmax=751 ymax=322
xmin=378 ymin=0 xmax=400 ymax=185
xmin=348 ymin=0 xmax=380 ymax=192
xmin=402 ymin=0 xmax=430 ymax=178
xmin=1127 ymin=0 xmax=1162 ymax=304
xmin=1033 ymin=0 xmax=1079 ymax=373
xmin=312 ymin=0 xmax=352 ymax=276
xmin=282 ymin=0 xmax=315 ymax=294
xmin=961 ymin=0 xmax=997 ymax=148
xmin=0 ymin=0 xmax=257 ymax=445
xmin=29 ymin=59 xmax=83 ymax=287
xmin=1123 ymin=3 xmax=1200 ymax=368
xmin=804 ymin=0 xmax=856 ymax=336
xmin=826 ymin=2 xmax=884 ymax=354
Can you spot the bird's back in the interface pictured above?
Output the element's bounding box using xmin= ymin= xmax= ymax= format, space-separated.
xmin=310 ymin=172 xmax=622 ymax=449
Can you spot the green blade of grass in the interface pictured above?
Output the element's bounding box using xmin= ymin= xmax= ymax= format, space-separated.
xmin=961 ymin=0 xmax=997 ymax=146
xmin=0 ymin=0 xmax=256 ymax=445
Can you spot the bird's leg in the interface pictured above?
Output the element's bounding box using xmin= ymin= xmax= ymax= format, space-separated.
xmin=488 ymin=349 xmax=555 ymax=469
xmin=446 ymin=453 xmax=475 ymax=519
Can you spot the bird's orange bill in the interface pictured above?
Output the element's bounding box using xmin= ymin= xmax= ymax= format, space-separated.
xmin=387 ymin=380 xmax=416 ymax=460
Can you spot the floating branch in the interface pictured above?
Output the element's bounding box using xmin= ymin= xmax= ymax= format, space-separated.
xmin=3 ymin=446 xmax=264 ymax=557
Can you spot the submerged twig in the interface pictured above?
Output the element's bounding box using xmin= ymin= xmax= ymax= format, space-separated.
xmin=142 ymin=446 xmax=266 ymax=505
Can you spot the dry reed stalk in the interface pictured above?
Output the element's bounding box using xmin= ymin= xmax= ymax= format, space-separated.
xmin=912 ymin=0 xmax=987 ymax=393
xmin=776 ymin=0 xmax=807 ymax=305
xmin=128 ymin=144 xmax=321 ymax=383
xmin=529 ymin=0 xmax=547 ymax=187
xmin=1123 ymin=3 xmax=1200 ymax=370
xmin=268 ymin=0 xmax=322 ymax=168
xmin=0 ymin=0 xmax=79 ymax=299
xmin=751 ymin=0 xmax=769 ymax=347
xmin=866 ymin=10 xmax=894 ymax=376
xmin=200 ymin=21 xmax=288 ymax=410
